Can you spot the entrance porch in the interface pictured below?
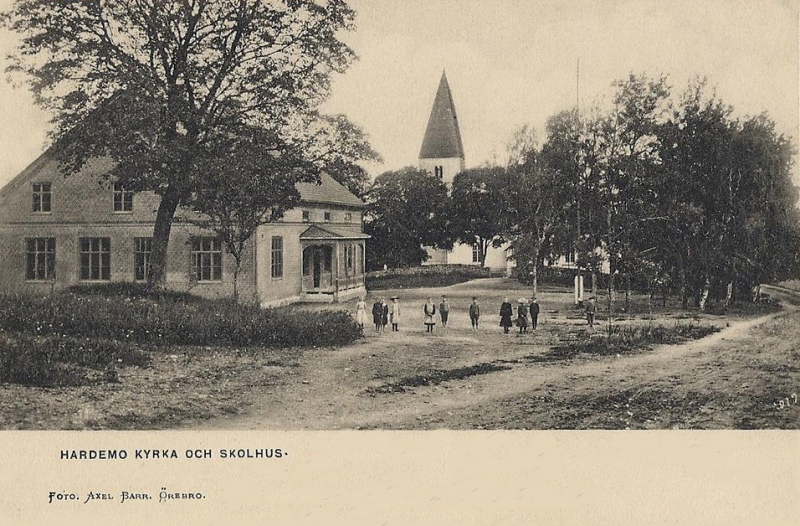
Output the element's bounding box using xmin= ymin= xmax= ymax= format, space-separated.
xmin=299 ymin=225 xmax=369 ymax=303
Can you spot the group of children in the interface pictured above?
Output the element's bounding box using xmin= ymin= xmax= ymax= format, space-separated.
xmin=354 ymin=296 xmax=402 ymax=332
xmin=353 ymin=295 xmax=541 ymax=334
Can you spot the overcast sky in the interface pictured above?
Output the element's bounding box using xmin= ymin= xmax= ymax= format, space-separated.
xmin=1 ymin=0 xmax=798 ymax=189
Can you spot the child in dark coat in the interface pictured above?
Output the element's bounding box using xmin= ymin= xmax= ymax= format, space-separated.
xmin=499 ymin=297 xmax=513 ymax=334
xmin=529 ymin=298 xmax=540 ymax=330
xmin=469 ymin=297 xmax=481 ymax=329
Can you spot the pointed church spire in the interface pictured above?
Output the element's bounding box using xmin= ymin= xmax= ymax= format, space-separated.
xmin=419 ymin=71 xmax=465 ymax=160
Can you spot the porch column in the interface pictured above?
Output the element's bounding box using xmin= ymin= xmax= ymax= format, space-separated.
xmin=334 ymin=242 xmax=341 ymax=297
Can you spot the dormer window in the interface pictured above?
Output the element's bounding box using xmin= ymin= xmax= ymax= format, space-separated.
xmin=434 ymin=166 xmax=443 ymax=178
xmin=113 ymin=183 xmax=133 ymax=212
xmin=323 ymin=211 xmax=332 ymax=222
xmin=32 ymin=182 xmax=51 ymax=213
xmin=344 ymin=212 xmax=353 ymax=222
xmin=302 ymin=210 xmax=311 ymax=222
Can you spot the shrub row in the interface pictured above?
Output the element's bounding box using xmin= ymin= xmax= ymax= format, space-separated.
xmin=366 ymin=264 xmax=490 ymax=290
xmin=0 ymin=291 xmax=362 ymax=348
xmin=67 ymin=282 xmax=203 ymax=303
xmin=0 ymin=333 xmax=150 ymax=387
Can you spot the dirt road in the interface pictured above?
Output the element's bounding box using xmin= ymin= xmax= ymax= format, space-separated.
xmin=194 ymin=281 xmax=800 ymax=430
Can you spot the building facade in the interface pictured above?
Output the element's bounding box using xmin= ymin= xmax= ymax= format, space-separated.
xmin=0 ymin=149 xmax=368 ymax=307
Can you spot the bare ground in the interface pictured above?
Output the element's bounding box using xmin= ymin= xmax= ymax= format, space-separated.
xmin=190 ymin=281 xmax=799 ymax=430
xmin=1 ymin=279 xmax=796 ymax=430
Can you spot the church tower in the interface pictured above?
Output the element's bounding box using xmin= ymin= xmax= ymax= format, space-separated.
xmin=418 ymin=71 xmax=466 ymax=184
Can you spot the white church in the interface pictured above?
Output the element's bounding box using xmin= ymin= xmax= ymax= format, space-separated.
xmin=417 ymin=71 xmax=514 ymax=274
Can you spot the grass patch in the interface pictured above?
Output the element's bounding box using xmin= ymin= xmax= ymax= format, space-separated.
xmin=0 ymin=289 xmax=362 ymax=348
xmin=0 ymin=333 xmax=150 ymax=387
xmin=549 ymin=323 xmax=719 ymax=358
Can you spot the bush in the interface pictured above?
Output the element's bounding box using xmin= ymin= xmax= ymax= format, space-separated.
xmin=0 ymin=291 xmax=362 ymax=349
xmin=67 ymin=282 xmax=202 ymax=303
xmin=551 ymin=323 xmax=719 ymax=357
xmin=0 ymin=333 xmax=149 ymax=387
xmin=513 ymin=266 xmax=611 ymax=290
xmin=366 ymin=264 xmax=490 ymax=290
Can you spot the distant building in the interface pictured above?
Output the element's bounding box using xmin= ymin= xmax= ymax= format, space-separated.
xmin=418 ymin=71 xmax=512 ymax=274
xmin=0 ymin=148 xmax=368 ymax=307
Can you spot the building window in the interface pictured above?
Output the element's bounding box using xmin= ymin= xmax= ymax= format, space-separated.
xmin=191 ymin=237 xmax=222 ymax=281
xmin=434 ymin=166 xmax=443 ymax=178
xmin=80 ymin=237 xmax=111 ymax=280
xmin=345 ymin=244 xmax=354 ymax=272
xmin=113 ymin=183 xmax=134 ymax=212
xmin=323 ymin=211 xmax=332 ymax=223
xmin=344 ymin=212 xmax=352 ymax=222
xmin=565 ymin=250 xmax=576 ymax=264
xmin=302 ymin=210 xmax=311 ymax=222
xmin=25 ymin=238 xmax=55 ymax=280
xmin=472 ymin=243 xmax=481 ymax=264
xmin=134 ymin=237 xmax=152 ymax=281
xmin=32 ymin=182 xmax=51 ymax=213
xmin=357 ymin=244 xmax=364 ymax=274
xmin=271 ymin=236 xmax=283 ymax=279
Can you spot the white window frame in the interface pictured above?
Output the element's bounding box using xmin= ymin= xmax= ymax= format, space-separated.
xmin=134 ymin=237 xmax=152 ymax=281
xmin=113 ymin=183 xmax=134 ymax=213
xmin=271 ymin=236 xmax=283 ymax=280
xmin=191 ymin=237 xmax=223 ymax=282
xmin=32 ymin=182 xmax=52 ymax=213
xmin=25 ymin=237 xmax=56 ymax=281
xmin=79 ymin=237 xmax=111 ymax=281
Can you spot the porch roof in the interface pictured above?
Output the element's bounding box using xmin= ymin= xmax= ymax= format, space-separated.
xmin=300 ymin=225 xmax=371 ymax=241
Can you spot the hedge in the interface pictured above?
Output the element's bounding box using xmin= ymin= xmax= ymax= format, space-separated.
xmin=0 ymin=289 xmax=362 ymax=349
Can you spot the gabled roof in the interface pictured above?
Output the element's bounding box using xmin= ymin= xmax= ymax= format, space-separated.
xmin=419 ymin=71 xmax=465 ymax=160
xmin=300 ymin=225 xmax=370 ymax=240
xmin=296 ymin=173 xmax=365 ymax=208
xmin=0 ymin=146 xmax=365 ymax=209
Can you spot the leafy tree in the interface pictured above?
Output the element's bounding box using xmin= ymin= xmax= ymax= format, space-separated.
xmin=3 ymin=0 xmax=361 ymax=285
xmin=449 ymin=166 xmax=508 ymax=267
xmin=503 ymin=145 xmax=572 ymax=298
xmin=657 ymin=80 xmax=800 ymax=308
xmin=364 ymin=167 xmax=452 ymax=269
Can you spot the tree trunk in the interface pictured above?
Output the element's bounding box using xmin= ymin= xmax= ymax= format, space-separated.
xmin=531 ymin=260 xmax=538 ymax=299
xmin=591 ymin=271 xmax=597 ymax=296
xmin=625 ymin=272 xmax=631 ymax=312
xmin=724 ymin=281 xmax=733 ymax=307
xmin=232 ymin=262 xmax=240 ymax=301
xmin=698 ymin=276 xmax=710 ymax=311
xmin=480 ymin=238 xmax=489 ymax=268
xmin=607 ymin=271 xmax=614 ymax=335
xmin=148 ymin=187 xmax=182 ymax=287
xmin=678 ymin=253 xmax=688 ymax=310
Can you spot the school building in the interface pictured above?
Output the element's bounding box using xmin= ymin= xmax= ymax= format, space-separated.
xmin=0 ymin=148 xmax=368 ymax=307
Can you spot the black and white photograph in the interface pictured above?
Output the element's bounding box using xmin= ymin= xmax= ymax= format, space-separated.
xmin=0 ymin=0 xmax=798 ymax=523
xmin=0 ymin=0 xmax=798 ymax=432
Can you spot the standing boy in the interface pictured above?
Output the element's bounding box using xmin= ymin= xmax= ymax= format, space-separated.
xmin=529 ymin=298 xmax=540 ymax=330
xmin=469 ymin=297 xmax=481 ymax=329
xmin=439 ymin=295 xmax=450 ymax=328
xmin=585 ymin=296 xmax=597 ymax=328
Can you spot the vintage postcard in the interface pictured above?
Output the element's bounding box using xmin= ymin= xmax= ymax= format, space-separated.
xmin=0 ymin=0 xmax=798 ymax=524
